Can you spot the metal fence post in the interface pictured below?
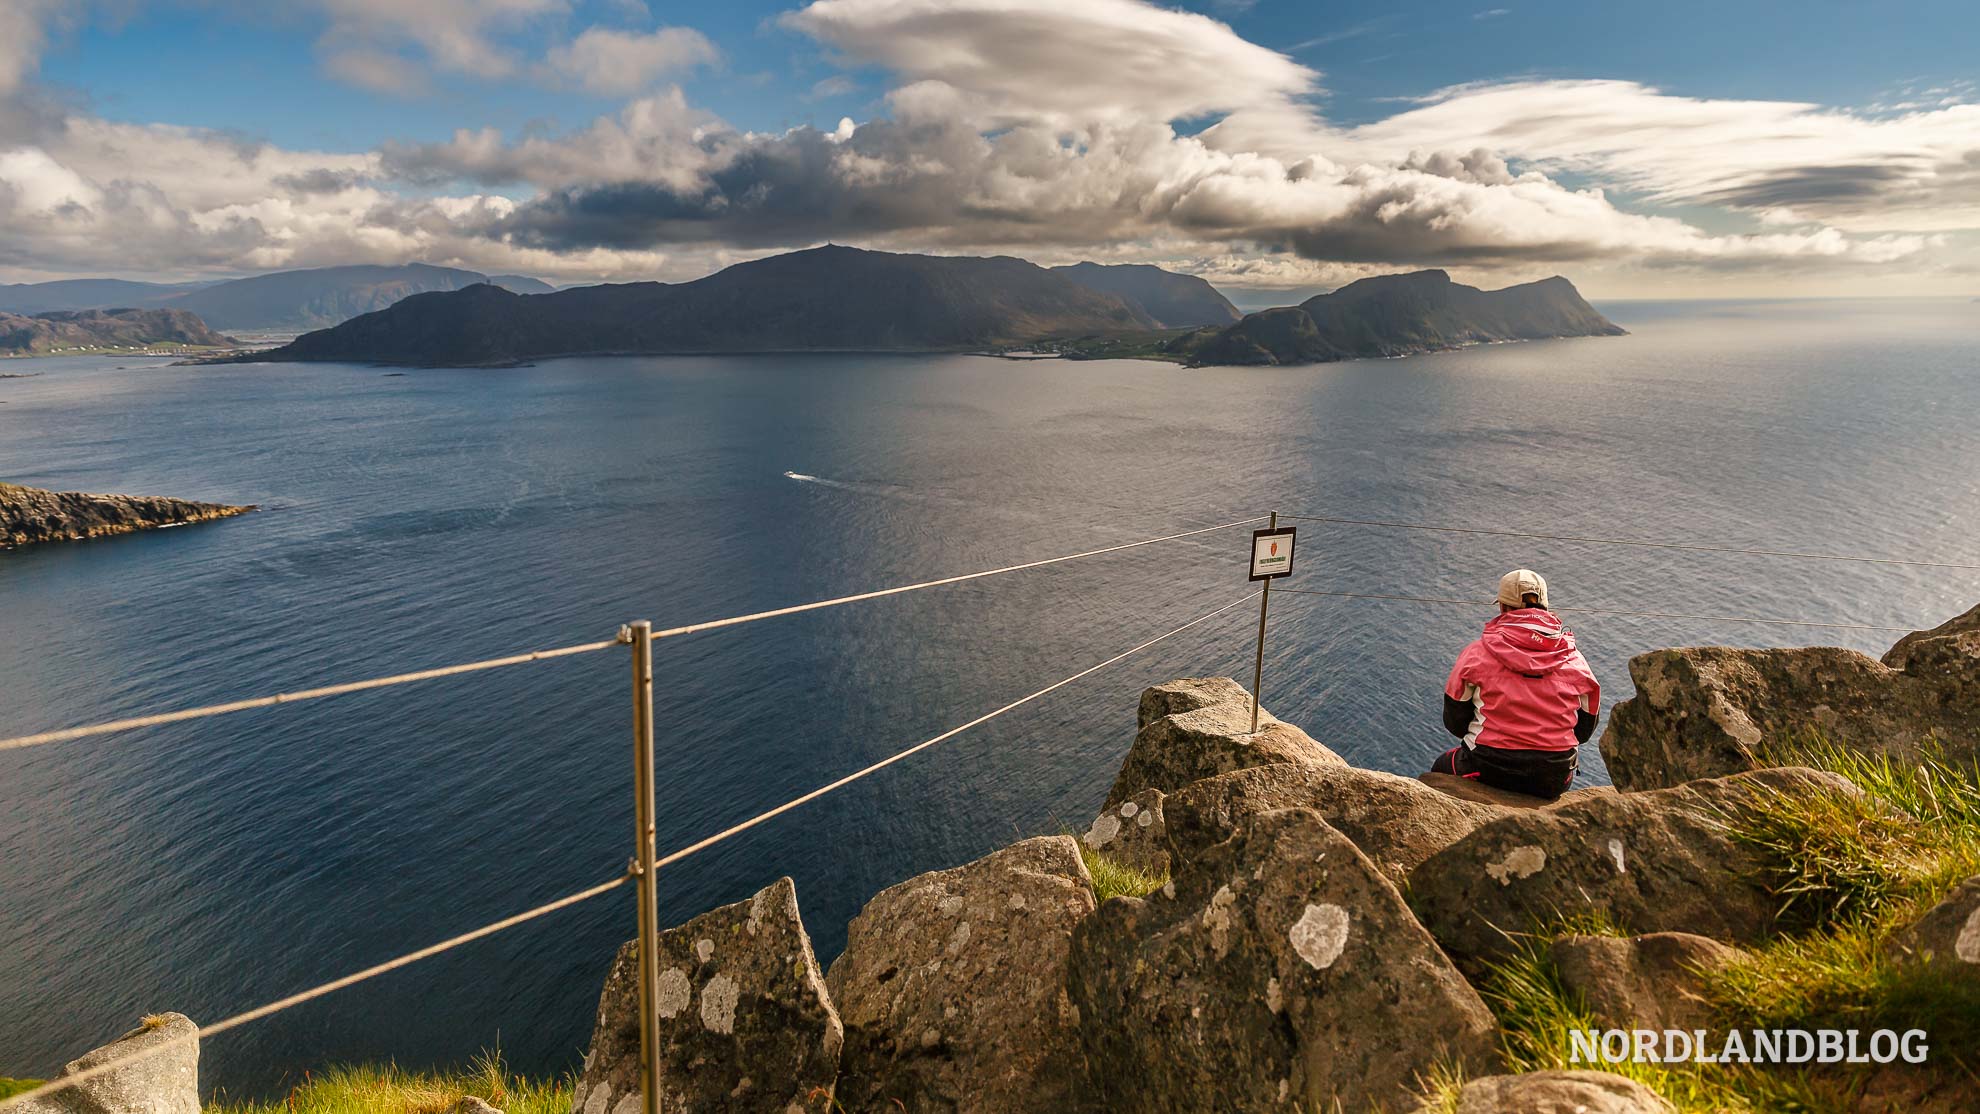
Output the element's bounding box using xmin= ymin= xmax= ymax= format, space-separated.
xmin=1250 ymin=511 xmax=1276 ymax=734
xmin=627 ymin=620 xmax=662 ymax=1114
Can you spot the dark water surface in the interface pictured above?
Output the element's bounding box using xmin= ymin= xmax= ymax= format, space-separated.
xmin=3 ymin=298 xmax=1977 ymax=1093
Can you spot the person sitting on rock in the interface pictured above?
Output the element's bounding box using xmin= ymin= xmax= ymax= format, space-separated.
xmin=1429 ymin=569 xmax=1600 ymax=799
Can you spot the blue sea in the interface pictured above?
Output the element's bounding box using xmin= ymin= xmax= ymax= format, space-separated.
xmin=2 ymin=298 xmax=1977 ymax=1094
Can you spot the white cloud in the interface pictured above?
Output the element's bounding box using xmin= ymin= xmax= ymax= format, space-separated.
xmin=0 ymin=146 xmax=100 ymax=212
xmin=319 ymin=46 xmax=428 ymax=96
xmin=781 ymin=0 xmax=1317 ymax=127
xmin=0 ymin=0 xmax=1973 ymax=293
xmin=1347 ymin=79 xmax=1980 ymax=233
xmin=0 ymin=0 xmax=75 ymax=96
xmin=807 ymin=75 xmax=857 ymax=101
xmin=314 ymin=0 xmax=568 ymax=87
xmin=542 ymin=26 xmax=719 ymax=96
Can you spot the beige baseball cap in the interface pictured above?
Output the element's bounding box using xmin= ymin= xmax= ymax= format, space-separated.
xmin=1497 ymin=569 xmax=1549 ymax=609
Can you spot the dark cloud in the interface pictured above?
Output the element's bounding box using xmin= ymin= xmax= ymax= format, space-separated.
xmin=273 ymin=167 xmax=372 ymax=194
xmin=1697 ymin=163 xmax=1914 ymax=209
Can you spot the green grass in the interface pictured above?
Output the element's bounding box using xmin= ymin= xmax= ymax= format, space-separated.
xmin=1460 ymin=739 xmax=1980 ymax=1111
xmin=1707 ymin=737 xmax=1980 ymax=1063
xmin=1399 ymin=1062 xmax=1467 ymax=1114
xmin=204 ymin=1054 xmax=569 ymax=1114
xmin=1478 ymin=931 xmax=1845 ymax=1113
xmin=1075 ymin=843 xmax=1169 ymax=902
xmin=0 ymin=1079 xmax=45 ymax=1102
xmin=1730 ymin=737 xmax=1980 ymax=930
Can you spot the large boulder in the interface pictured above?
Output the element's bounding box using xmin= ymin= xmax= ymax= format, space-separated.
xmin=9 ymin=1013 xmax=199 ymax=1114
xmin=1080 ymin=788 xmax=1170 ymax=876
xmin=826 ymin=836 xmax=1097 ymax=1114
xmin=1420 ymin=772 xmax=1613 ymax=811
xmin=1442 ymin=1071 xmax=1674 ymax=1114
xmin=1068 ymin=808 xmax=1498 ymax=1112
xmin=1882 ymin=601 xmax=1980 ymax=672
xmin=1599 ymin=603 xmax=1980 ymax=791
xmin=1136 ymin=676 xmax=1252 ymax=728
xmin=572 ymin=877 xmax=842 ymax=1114
xmin=1408 ymin=767 xmax=1854 ymax=968
xmin=1103 ymin=679 xmax=1342 ymax=808
xmin=1550 ymin=932 xmax=1738 ymax=1031
xmin=1165 ymin=762 xmax=1501 ymax=886
xmin=1886 ymin=875 xmax=1980 ymax=974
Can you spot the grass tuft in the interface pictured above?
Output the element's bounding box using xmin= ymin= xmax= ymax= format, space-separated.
xmin=0 ymin=1079 xmax=45 ymax=1102
xmin=1479 ymin=934 xmax=1846 ymax=1113
xmin=1075 ymin=843 xmax=1168 ymax=902
xmin=1400 ymin=1061 xmax=1466 ymax=1114
xmin=1730 ymin=737 xmax=1980 ymax=931
xmin=205 ymin=1052 xmax=569 ymax=1114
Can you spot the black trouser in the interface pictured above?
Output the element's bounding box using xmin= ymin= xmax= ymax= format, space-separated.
xmin=1431 ymin=742 xmax=1578 ymax=800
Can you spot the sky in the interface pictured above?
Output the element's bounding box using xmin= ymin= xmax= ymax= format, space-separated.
xmin=1 ymin=0 xmax=1977 ymax=297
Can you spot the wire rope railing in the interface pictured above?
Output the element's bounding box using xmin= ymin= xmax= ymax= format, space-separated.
xmin=0 ymin=515 xmax=1264 ymax=754
xmin=0 ymin=588 xmax=1260 ymax=1113
xmin=2 ymin=502 xmax=1973 ymax=1114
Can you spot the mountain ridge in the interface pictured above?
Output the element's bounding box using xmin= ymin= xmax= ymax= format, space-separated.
xmin=264 ymin=246 xmax=1174 ymax=366
xmin=1173 ymin=269 xmax=1624 ymax=366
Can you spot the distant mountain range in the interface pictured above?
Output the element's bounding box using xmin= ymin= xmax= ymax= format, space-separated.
xmin=0 ymin=279 xmax=212 ymax=315
xmin=256 ymin=249 xmax=1618 ymax=369
xmin=1171 ymin=270 xmax=1625 ymax=366
xmin=0 ymin=264 xmax=554 ymax=332
xmin=5 ymin=253 xmax=1621 ymax=369
xmin=0 ymin=308 xmax=235 ymax=356
xmin=262 ymin=246 xmax=1242 ymax=366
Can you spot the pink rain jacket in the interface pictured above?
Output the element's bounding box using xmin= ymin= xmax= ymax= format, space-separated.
xmin=1444 ymin=608 xmax=1600 ymax=752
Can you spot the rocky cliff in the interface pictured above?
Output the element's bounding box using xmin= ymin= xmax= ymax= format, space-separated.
xmin=0 ymin=482 xmax=254 ymax=548
xmin=25 ymin=603 xmax=1980 ymax=1113
xmin=552 ymin=637 xmax=1979 ymax=1112
xmin=1599 ymin=600 xmax=1980 ymax=790
xmin=1173 ymin=269 xmax=1625 ymax=366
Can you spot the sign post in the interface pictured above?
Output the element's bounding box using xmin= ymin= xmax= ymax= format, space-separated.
xmin=1247 ymin=514 xmax=1296 ymax=733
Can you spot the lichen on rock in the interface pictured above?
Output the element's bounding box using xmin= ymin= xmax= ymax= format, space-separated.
xmin=8 ymin=1012 xmax=199 ymax=1114
xmin=1409 ymin=767 xmax=1855 ymax=968
xmin=1068 ymin=807 xmax=1497 ymax=1112
xmin=826 ymin=835 xmax=1096 ymax=1113
xmin=572 ymin=876 xmax=840 ymax=1114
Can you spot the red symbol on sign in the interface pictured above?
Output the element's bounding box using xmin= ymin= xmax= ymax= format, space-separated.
xmin=1270 ymin=542 xmax=1278 ymax=556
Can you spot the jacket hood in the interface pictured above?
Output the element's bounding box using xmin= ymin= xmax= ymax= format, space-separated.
xmin=1481 ymin=608 xmax=1579 ymax=676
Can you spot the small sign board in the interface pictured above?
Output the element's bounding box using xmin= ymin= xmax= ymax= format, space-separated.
xmin=1249 ymin=526 xmax=1296 ymax=581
